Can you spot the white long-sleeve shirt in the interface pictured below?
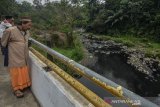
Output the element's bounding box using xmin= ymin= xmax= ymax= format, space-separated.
xmin=0 ymin=21 xmax=12 ymax=38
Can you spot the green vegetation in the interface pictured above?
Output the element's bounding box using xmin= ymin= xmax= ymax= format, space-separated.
xmin=95 ymin=34 xmax=160 ymax=58
xmin=31 ymin=31 xmax=84 ymax=75
xmin=31 ymin=31 xmax=84 ymax=62
xmin=1 ymin=0 xmax=160 ymax=38
xmin=0 ymin=0 xmax=160 ymax=59
xmin=53 ymin=47 xmax=83 ymax=61
xmin=32 ymin=44 xmax=47 ymax=57
xmin=53 ymin=33 xmax=84 ymax=62
xmin=86 ymin=0 xmax=160 ymax=41
xmin=0 ymin=0 xmax=159 ymax=78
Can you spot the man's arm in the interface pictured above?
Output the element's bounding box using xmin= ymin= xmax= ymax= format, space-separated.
xmin=3 ymin=23 xmax=12 ymax=28
xmin=1 ymin=29 xmax=11 ymax=47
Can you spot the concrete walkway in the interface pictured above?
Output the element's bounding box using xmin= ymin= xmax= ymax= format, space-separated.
xmin=0 ymin=52 xmax=39 ymax=107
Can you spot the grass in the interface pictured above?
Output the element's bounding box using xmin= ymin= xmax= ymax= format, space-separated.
xmin=31 ymin=33 xmax=84 ymax=76
xmin=32 ymin=44 xmax=47 ymax=57
xmin=53 ymin=47 xmax=83 ymax=62
xmin=95 ymin=34 xmax=160 ymax=59
xmin=52 ymin=31 xmax=84 ymax=62
xmin=52 ymin=33 xmax=84 ymax=76
xmin=31 ymin=30 xmax=84 ymax=61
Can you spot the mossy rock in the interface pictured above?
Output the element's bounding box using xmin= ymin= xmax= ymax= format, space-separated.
xmin=50 ymin=31 xmax=68 ymax=47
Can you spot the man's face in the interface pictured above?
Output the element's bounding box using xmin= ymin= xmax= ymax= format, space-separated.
xmin=22 ymin=21 xmax=32 ymax=31
xmin=7 ymin=18 xmax=14 ymax=24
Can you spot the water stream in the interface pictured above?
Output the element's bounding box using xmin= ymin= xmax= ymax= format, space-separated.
xmin=78 ymin=52 xmax=160 ymax=106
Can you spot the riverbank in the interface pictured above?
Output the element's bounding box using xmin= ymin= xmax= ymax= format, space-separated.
xmin=93 ymin=34 xmax=160 ymax=59
xmin=81 ymin=33 xmax=160 ymax=77
xmin=31 ymin=30 xmax=84 ymax=62
xmin=80 ymin=33 xmax=160 ymax=99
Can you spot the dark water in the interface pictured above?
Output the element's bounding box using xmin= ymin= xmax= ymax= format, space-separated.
xmin=92 ymin=54 xmax=160 ymax=97
xmin=91 ymin=54 xmax=145 ymax=95
xmin=77 ymin=53 xmax=160 ymax=106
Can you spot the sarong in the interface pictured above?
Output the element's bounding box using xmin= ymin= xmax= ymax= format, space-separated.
xmin=10 ymin=66 xmax=31 ymax=91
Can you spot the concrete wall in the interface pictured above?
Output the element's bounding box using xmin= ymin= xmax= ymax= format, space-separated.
xmin=29 ymin=52 xmax=94 ymax=107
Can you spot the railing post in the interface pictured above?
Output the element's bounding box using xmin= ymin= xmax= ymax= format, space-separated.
xmin=45 ymin=34 xmax=53 ymax=61
xmin=46 ymin=40 xmax=53 ymax=61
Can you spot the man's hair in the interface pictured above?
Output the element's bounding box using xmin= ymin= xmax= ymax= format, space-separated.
xmin=5 ymin=16 xmax=13 ymax=20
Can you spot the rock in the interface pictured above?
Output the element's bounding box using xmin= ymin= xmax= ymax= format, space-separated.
xmin=50 ymin=31 xmax=68 ymax=47
xmin=82 ymin=34 xmax=160 ymax=80
xmin=89 ymin=55 xmax=93 ymax=58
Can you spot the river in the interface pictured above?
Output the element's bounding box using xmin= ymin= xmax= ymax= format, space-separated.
xmin=76 ymin=32 xmax=160 ymax=106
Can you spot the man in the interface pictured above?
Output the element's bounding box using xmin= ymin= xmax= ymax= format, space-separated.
xmin=0 ymin=16 xmax=14 ymax=66
xmin=1 ymin=17 xmax=32 ymax=98
xmin=0 ymin=16 xmax=14 ymax=41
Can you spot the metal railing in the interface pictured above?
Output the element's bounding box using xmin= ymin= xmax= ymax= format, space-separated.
xmin=30 ymin=38 xmax=159 ymax=107
xmin=30 ymin=47 xmax=111 ymax=107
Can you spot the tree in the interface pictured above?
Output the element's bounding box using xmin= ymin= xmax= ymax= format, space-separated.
xmin=88 ymin=0 xmax=98 ymax=21
xmin=33 ymin=0 xmax=42 ymax=9
xmin=0 ymin=0 xmax=18 ymax=17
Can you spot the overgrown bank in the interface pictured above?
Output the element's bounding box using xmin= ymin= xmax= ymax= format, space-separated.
xmin=31 ymin=30 xmax=84 ymax=62
xmin=93 ymin=34 xmax=160 ymax=59
xmin=82 ymin=33 xmax=160 ymax=97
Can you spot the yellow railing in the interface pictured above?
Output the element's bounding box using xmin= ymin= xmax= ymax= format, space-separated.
xmin=30 ymin=38 xmax=159 ymax=107
xmin=30 ymin=47 xmax=112 ymax=107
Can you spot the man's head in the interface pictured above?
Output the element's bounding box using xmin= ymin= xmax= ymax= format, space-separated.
xmin=18 ymin=17 xmax=32 ymax=31
xmin=5 ymin=16 xmax=14 ymax=24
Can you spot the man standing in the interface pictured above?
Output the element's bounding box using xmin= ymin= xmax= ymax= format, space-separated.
xmin=0 ymin=16 xmax=14 ymax=66
xmin=1 ymin=17 xmax=32 ymax=98
xmin=0 ymin=16 xmax=14 ymax=41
